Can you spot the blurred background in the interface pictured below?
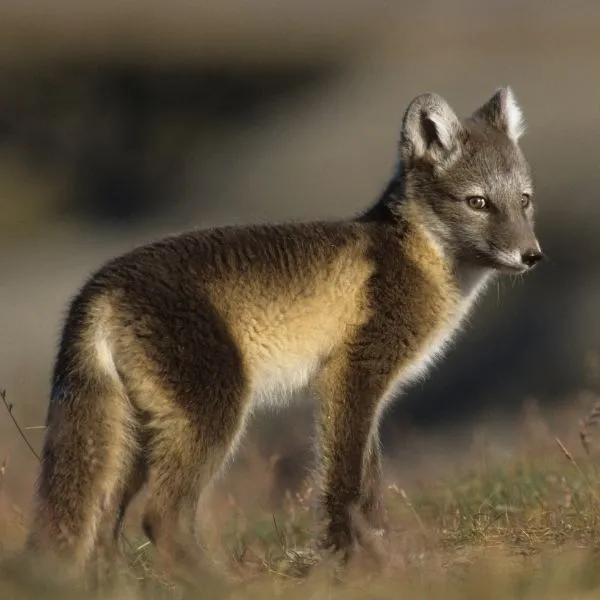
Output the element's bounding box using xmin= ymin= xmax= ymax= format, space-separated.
xmin=1 ymin=0 xmax=600 ymax=505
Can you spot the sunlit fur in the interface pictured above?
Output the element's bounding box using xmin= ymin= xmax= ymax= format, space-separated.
xmin=24 ymin=87 xmax=542 ymax=589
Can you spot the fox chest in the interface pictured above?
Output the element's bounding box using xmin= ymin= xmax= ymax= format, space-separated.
xmin=222 ymin=268 xmax=488 ymax=408
xmin=399 ymin=317 xmax=463 ymax=385
xmin=398 ymin=277 xmax=489 ymax=386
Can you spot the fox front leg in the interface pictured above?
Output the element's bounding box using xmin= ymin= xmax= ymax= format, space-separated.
xmin=315 ymin=338 xmax=398 ymax=565
xmin=360 ymin=432 xmax=389 ymax=532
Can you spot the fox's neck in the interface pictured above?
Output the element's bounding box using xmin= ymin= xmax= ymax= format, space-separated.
xmin=408 ymin=209 xmax=494 ymax=301
xmin=454 ymin=264 xmax=495 ymax=304
xmin=357 ymin=175 xmax=494 ymax=301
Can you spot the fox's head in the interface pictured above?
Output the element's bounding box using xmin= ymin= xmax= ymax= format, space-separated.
xmin=397 ymin=87 xmax=542 ymax=274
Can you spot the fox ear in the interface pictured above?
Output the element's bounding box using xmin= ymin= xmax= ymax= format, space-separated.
xmin=400 ymin=93 xmax=464 ymax=167
xmin=472 ymin=86 xmax=525 ymax=142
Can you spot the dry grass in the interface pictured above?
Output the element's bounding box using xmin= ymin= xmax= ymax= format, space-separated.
xmin=2 ymin=392 xmax=600 ymax=598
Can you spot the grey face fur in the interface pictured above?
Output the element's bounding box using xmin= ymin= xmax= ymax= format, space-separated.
xmin=399 ymin=87 xmax=542 ymax=274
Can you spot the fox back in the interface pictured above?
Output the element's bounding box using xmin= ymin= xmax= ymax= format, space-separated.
xmin=24 ymin=86 xmax=542 ymax=590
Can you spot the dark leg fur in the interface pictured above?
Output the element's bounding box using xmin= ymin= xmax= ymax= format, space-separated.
xmin=360 ymin=433 xmax=389 ymax=532
xmin=93 ymin=454 xmax=149 ymax=555
xmin=315 ymin=323 xmax=400 ymax=566
xmin=89 ymin=452 xmax=149 ymax=593
xmin=138 ymin=391 xmax=246 ymax=591
xmin=98 ymin=288 xmax=250 ymax=592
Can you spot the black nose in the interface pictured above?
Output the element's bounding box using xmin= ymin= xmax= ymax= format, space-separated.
xmin=521 ymin=249 xmax=544 ymax=268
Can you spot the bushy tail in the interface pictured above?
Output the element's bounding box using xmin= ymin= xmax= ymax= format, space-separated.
xmin=25 ymin=315 xmax=136 ymax=584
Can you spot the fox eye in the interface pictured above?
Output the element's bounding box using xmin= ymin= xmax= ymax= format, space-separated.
xmin=466 ymin=196 xmax=488 ymax=210
xmin=521 ymin=193 xmax=531 ymax=208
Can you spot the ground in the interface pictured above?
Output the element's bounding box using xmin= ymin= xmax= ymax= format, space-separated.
xmin=2 ymin=393 xmax=600 ymax=599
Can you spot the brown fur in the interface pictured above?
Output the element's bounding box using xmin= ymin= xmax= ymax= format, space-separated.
xmin=25 ymin=87 xmax=542 ymax=588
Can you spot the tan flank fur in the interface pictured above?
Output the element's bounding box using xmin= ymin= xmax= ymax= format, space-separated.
xmin=24 ymin=87 xmax=543 ymax=588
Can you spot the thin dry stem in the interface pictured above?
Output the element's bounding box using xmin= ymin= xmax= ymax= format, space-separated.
xmin=0 ymin=389 xmax=40 ymax=462
xmin=555 ymin=436 xmax=600 ymax=506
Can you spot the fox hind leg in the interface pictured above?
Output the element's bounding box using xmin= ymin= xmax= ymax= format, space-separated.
xmin=92 ymin=451 xmax=150 ymax=586
xmin=121 ymin=361 xmax=248 ymax=590
xmin=114 ymin=290 xmax=249 ymax=591
xmin=86 ymin=425 xmax=152 ymax=593
xmin=139 ymin=399 xmax=247 ymax=590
